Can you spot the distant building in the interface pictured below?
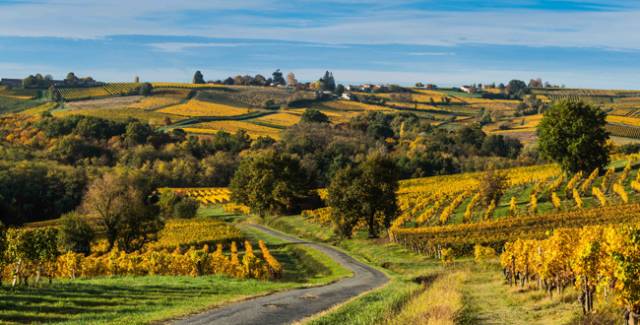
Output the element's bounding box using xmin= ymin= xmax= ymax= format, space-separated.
xmin=460 ymin=85 xmax=478 ymax=94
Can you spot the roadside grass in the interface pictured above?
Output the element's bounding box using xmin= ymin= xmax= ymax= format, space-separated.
xmin=268 ymin=215 xmax=335 ymax=243
xmin=388 ymin=270 xmax=466 ymax=325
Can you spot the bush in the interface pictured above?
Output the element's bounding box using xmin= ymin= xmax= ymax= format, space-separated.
xmin=58 ymin=212 xmax=95 ymax=255
xmin=174 ymin=197 xmax=199 ymax=219
xmin=158 ymin=191 xmax=199 ymax=219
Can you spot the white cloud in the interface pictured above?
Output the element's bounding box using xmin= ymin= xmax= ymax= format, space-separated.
xmin=0 ymin=1 xmax=639 ymax=51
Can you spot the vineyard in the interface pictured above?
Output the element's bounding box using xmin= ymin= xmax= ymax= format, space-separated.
xmin=151 ymin=218 xmax=242 ymax=249
xmin=57 ymin=83 xmax=142 ymax=101
xmin=2 ymin=226 xmax=281 ymax=283
xmin=158 ymin=99 xmax=252 ymax=117
xmin=160 ymin=187 xmax=231 ymax=205
xmin=606 ymin=123 xmax=640 ymax=139
xmin=151 ymin=82 xmax=224 ymax=89
xmin=499 ymin=224 xmax=640 ymax=317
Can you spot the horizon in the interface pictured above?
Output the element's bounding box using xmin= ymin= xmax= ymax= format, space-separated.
xmin=1 ymin=1 xmax=640 ymax=89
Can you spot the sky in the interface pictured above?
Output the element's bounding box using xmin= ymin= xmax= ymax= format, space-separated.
xmin=0 ymin=0 xmax=639 ymax=88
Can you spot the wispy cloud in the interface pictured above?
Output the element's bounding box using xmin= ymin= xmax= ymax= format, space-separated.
xmin=149 ymin=42 xmax=251 ymax=53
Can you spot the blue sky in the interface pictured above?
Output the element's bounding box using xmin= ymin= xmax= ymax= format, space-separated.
xmin=0 ymin=0 xmax=639 ymax=88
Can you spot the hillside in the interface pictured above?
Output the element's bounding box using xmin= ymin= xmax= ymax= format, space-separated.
xmin=6 ymin=83 xmax=640 ymax=146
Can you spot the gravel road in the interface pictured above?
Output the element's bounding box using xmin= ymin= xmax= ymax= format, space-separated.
xmin=171 ymin=224 xmax=388 ymax=325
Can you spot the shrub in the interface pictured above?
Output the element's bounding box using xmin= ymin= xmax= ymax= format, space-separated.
xmin=174 ymin=197 xmax=199 ymax=219
xmin=59 ymin=212 xmax=95 ymax=255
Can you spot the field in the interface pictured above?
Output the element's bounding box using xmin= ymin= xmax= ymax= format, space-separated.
xmin=8 ymin=82 xmax=640 ymax=144
xmin=158 ymin=99 xmax=252 ymax=117
xmin=252 ymin=112 xmax=301 ymax=127
xmin=182 ymin=120 xmax=283 ymax=139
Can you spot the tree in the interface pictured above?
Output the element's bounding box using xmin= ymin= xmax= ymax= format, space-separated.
xmin=158 ymin=191 xmax=199 ymax=219
xmin=65 ymin=72 xmax=79 ymax=85
xmin=124 ymin=120 xmax=153 ymax=147
xmin=537 ymin=100 xmax=609 ymax=173
xmin=253 ymin=74 xmax=267 ymax=86
xmin=139 ymin=82 xmax=153 ymax=96
xmin=193 ymin=70 xmax=205 ymax=84
xmin=300 ymin=108 xmax=329 ymax=124
xmin=81 ymin=172 xmax=163 ymax=252
xmin=506 ymin=79 xmax=528 ymax=98
xmin=286 ymin=72 xmax=298 ymax=87
xmin=272 ymin=69 xmax=286 ymax=86
xmin=320 ymin=71 xmax=336 ymax=91
xmin=230 ymin=150 xmax=308 ymax=216
xmin=335 ymin=84 xmax=345 ymax=96
xmin=47 ymin=86 xmax=61 ymax=102
xmin=58 ymin=212 xmax=95 ymax=255
xmin=327 ymin=153 xmax=399 ymax=238
xmin=481 ymin=134 xmax=523 ymax=158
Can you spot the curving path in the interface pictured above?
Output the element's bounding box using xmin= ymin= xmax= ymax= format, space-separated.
xmin=171 ymin=224 xmax=388 ymax=325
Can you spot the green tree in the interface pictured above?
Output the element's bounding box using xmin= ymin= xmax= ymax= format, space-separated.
xmin=230 ymin=150 xmax=308 ymax=216
xmin=328 ymin=153 xmax=399 ymax=238
xmin=506 ymin=79 xmax=528 ymax=98
xmin=158 ymin=191 xmax=199 ymax=219
xmin=537 ymin=100 xmax=609 ymax=173
xmin=319 ymin=71 xmax=336 ymax=91
xmin=47 ymin=85 xmax=62 ymax=102
xmin=124 ymin=120 xmax=153 ymax=147
xmin=272 ymin=69 xmax=286 ymax=86
xmin=300 ymin=108 xmax=329 ymax=124
xmin=139 ymin=82 xmax=153 ymax=96
xmin=59 ymin=212 xmax=95 ymax=255
xmin=193 ymin=70 xmax=205 ymax=84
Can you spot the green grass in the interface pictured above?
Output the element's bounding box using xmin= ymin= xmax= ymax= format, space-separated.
xmin=0 ymin=275 xmax=295 ymax=325
xmin=267 ymin=215 xmax=335 ymax=243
